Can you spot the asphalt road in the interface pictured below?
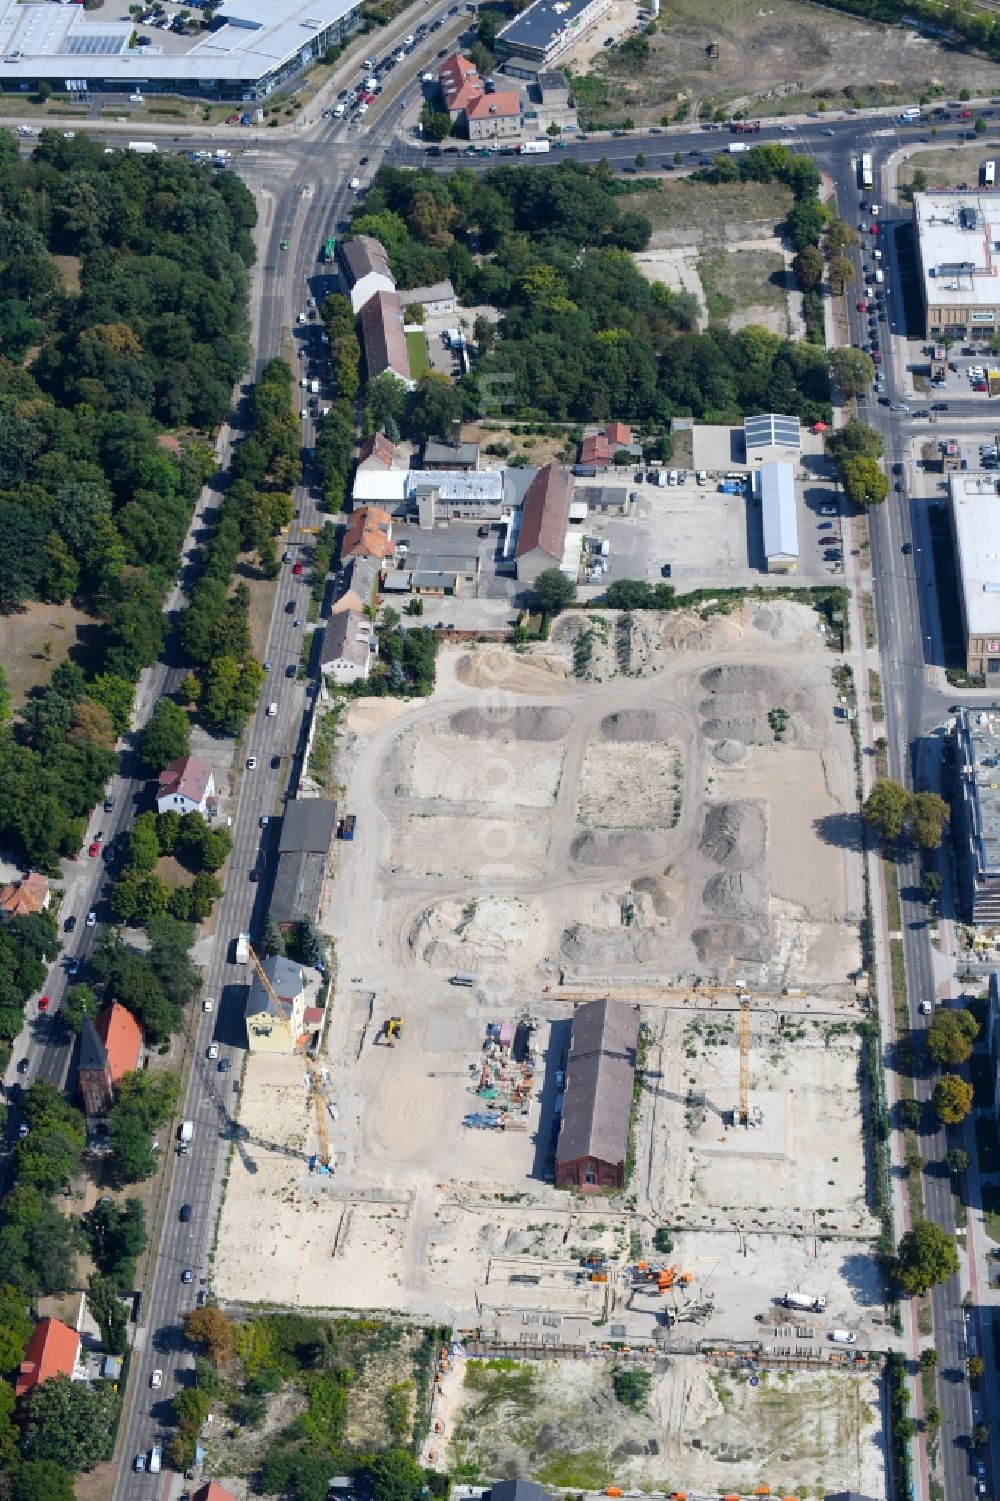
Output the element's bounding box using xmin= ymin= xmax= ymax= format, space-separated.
xmin=7 ymin=53 xmax=998 ymax=1498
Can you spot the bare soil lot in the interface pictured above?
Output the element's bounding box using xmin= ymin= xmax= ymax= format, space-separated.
xmin=446 ymin=1356 xmax=885 ymax=1497
xmin=898 ymin=141 xmax=1000 ymax=191
xmin=213 ymin=598 xmax=870 ymax=1353
xmin=573 ymin=0 xmax=1000 ymax=125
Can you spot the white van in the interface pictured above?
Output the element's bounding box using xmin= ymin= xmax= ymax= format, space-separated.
xmin=668 ymin=469 xmax=679 ymax=485
xmin=149 ymin=1446 xmax=162 ymax=1474
xmin=267 ymin=702 xmax=278 ymax=717
xmin=829 ymin=1330 xmax=857 ymax=1344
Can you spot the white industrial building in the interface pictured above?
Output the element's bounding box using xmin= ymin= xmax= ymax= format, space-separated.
xmin=0 ymin=0 xmax=360 ymax=99
xmin=949 ymin=470 xmax=1000 ymax=677
xmin=353 ymin=466 xmax=515 ymax=521
xmin=495 ymin=0 xmax=612 ymax=76
xmin=914 ymin=191 xmax=1000 ymax=339
xmin=755 ymin=461 xmax=799 ymax=573
xmin=744 ymin=413 xmax=801 ymax=464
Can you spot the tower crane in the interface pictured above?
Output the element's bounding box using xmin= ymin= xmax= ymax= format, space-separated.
xmin=247 ymin=944 xmax=333 ymax=1173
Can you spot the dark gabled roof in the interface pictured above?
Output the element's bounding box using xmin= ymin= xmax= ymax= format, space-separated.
xmin=338 ymin=234 xmax=394 ymax=291
xmin=555 ymin=999 xmax=640 ymax=1169
xmin=278 ymin=799 xmax=339 ymax=856
xmin=270 ymin=850 xmax=327 ymax=928
xmin=359 ymin=291 xmax=411 ymax=385
xmin=516 ymin=463 xmax=572 ymax=561
xmin=79 ymin=1017 xmax=108 ymax=1073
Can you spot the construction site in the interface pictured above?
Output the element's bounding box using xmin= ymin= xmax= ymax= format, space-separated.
xmin=210 ymin=598 xmax=886 ymax=1497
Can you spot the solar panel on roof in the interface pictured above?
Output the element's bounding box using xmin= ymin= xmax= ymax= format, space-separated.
xmin=67 ymin=34 xmax=128 ymax=53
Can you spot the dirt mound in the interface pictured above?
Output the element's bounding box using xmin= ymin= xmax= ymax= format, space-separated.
xmin=632 ymin=869 xmax=684 ymax=919
xmin=455 ymin=650 xmax=569 ymax=692
xmin=748 ymin=599 xmax=818 ymax=643
xmin=701 ymin=716 xmax=771 ymax=744
xmin=699 ymin=664 xmax=788 ymax=697
xmin=703 ymin=870 xmax=765 ymax=919
xmin=692 ymin=923 xmax=767 ymax=965
xmin=699 ymin=802 xmax=767 ymax=868
xmin=448 ymin=706 xmax=572 ymax=742
xmin=410 ymin=896 xmax=548 ymax=976
xmin=712 ymin=739 xmax=747 ymax=765
xmin=570 ymin=829 xmax=670 ymax=867
xmin=599 ymin=709 xmax=672 ymax=743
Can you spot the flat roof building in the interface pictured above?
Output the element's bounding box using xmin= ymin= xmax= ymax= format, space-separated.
xmin=555 ymin=999 xmax=640 ymax=1191
xmin=957 ymin=709 xmax=1000 ymax=924
xmin=744 ymin=413 xmax=801 ymax=463
xmin=756 ymin=461 xmax=799 ymax=572
xmin=948 ymin=470 xmax=1000 ymax=677
xmin=0 ymin=0 xmax=361 ymax=100
xmin=496 ymin=0 xmax=612 ymax=72
xmin=914 ymin=191 xmax=1000 ymax=337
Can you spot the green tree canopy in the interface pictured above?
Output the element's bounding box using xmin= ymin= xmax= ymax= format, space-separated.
xmin=933 ymin=1073 xmax=974 ymax=1125
xmin=529 ymin=568 xmax=575 ymax=616
xmin=896 ymin=1220 xmax=959 ymax=1296
xmin=138 ymin=697 xmax=190 ymax=772
xmin=21 ymin=1375 xmax=119 ymax=1470
xmin=926 ymin=1008 xmax=979 ymax=1067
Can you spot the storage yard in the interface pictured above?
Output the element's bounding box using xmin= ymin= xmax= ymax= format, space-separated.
xmin=211 ymin=598 xmax=883 ymax=1494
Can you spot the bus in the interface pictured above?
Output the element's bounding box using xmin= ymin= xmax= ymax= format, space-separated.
xmin=860 ymin=153 xmax=874 ymax=191
xmin=985 ymin=160 xmax=997 ymax=188
xmin=324 ymin=235 xmax=337 ymax=262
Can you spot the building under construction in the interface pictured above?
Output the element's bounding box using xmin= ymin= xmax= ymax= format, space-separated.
xmin=555 ymin=999 xmax=640 ymax=1191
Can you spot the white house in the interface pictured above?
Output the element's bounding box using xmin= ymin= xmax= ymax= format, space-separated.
xmin=336 ymin=236 xmax=396 ymax=316
xmin=156 ymin=755 xmax=216 ymax=816
xmin=320 ymin=610 xmax=376 ymax=686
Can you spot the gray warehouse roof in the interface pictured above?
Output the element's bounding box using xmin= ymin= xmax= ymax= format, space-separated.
xmin=278 ymin=799 xmax=338 ymax=855
xmin=270 ymin=800 xmax=337 ymax=926
xmin=949 ymin=471 xmax=1000 ymax=636
xmin=744 ymin=413 xmax=801 ymax=452
xmin=555 ymin=999 xmax=639 ymax=1169
xmin=488 ymin=1484 xmax=554 ymax=1501
xmin=759 ymin=461 xmax=799 ymax=561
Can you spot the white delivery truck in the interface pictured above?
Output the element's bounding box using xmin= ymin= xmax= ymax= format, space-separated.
xmin=236 ymin=933 xmax=250 ymax=964
xmin=829 ymin=1330 xmax=857 ymax=1344
xmin=310 ymin=379 xmax=320 ymax=395
xmin=727 ymin=142 xmax=749 ymax=153
xmin=178 ymin=1120 xmax=194 ymax=1153
xmin=127 ymin=141 xmax=158 ymax=154
xmin=519 ymin=139 xmax=551 ymax=155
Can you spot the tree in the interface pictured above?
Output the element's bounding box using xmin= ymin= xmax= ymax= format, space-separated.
xmin=0 ymin=1283 xmax=33 ymax=1374
xmin=792 ymin=244 xmax=824 ymax=290
xmin=840 ymin=455 xmax=888 ymax=506
xmin=139 ymin=697 xmax=190 ymax=772
xmin=419 ymin=107 xmax=452 ymax=142
xmin=969 ymin=1354 xmax=986 ymax=1381
xmin=926 ymin=1009 xmax=979 ymax=1068
xmin=12 ymin=1460 xmax=76 ymax=1501
xmin=406 ymin=372 xmax=463 ymax=445
xmin=828 ymin=255 xmax=855 ymax=296
xmin=529 ymin=568 xmax=575 ymax=616
xmin=261 ymin=915 xmax=285 ymax=958
xmin=361 ymin=1447 xmax=427 ymax=1501
xmin=21 ymin=1374 xmax=119 ymax=1470
xmin=899 ymin=1097 xmax=922 ymax=1129
xmin=87 ymin=1197 xmax=147 ymax=1286
xmin=296 ymin=917 xmax=324 ymax=968
xmin=862 ymin=779 xmax=911 ymax=842
xmin=86 ymin=1272 xmax=129 ymax=1353
xmin=973 ymin=1422 xmax=991 ymax=1446
xmin=919 ymin=1346 xmax=939 ymax=1370
xmin=933 ymin=1073 xmax=974 ymax=1125
xmin=921 ymin=870 xmax=943 ymax=904
xmin=828 ymin=347 xmax=875 ymax=399
xmin=909 ymin=791 xmax=949 ymax=850
xmin=826 ymin=418 xmax=883 ymax=463
xmin=61 ymin=984 xmax=100 ymax=1037
xmin=823 ymin=217 xmax=859 ymax=256
xmin=183 ymin=1306 xmax=232 ymax=1366
xmin=947 ymin=1148 xmax=970 ymax=1174
xmin=895 ymin=1220 xmax=960 ymax=1295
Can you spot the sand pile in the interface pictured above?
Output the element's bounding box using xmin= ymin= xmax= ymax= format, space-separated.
xmin=692 ymin=923 xmax=767 ymax=965
xmin=599 ymin=709 xmax=672 ymax=743
xmin=410 ymin=896 xmax=549 ymax=976
xmin=455 ymin=650 xmax=569 ymax=692
xmin=712 ymin=739 xmax=747 ymax=765
xmin=571 ymin=829 xmax=670 ymax=867
xmin=748 ymin=599 xmax=819 ymax=643
xmin=448 ymin=706 xmax=572 ymax=741
xmin=703 ymin=870 xmax=765 ymax=919
xmin=699 ymin=801 xmax=767 ymax=867
xmin=632 ymin=869 xmax=684 ymax=919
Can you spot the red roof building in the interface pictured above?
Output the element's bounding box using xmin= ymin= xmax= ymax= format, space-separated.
xmin=516 ymin=465 xmax=573 ymax=582
xmin=156 ymin=754 xmax=215 ymax=816
xmin=342 ymin=506 xmax=394 ymax=562
xmin=97 ymin=1002 xmax=143 ymax=1085
xmin=79 ymin=1002 xmax=143 ymax=1117
xmin=357 ymin=431 xmax=395 ymax=469
xmin=579 ymin=433 xmax=611 ymax=469
xmin=15 ymin=1317 xmax=80 ymax=1398
xmin=605 ymin=420 xmax=633 ymax=448
xmin=438 ymin=52 xmax=484 ymax=118
xmin=0 ymin=872 xmax=49 ymax=919
xmin=192 ymin=1483 xmax=239 ymax=1501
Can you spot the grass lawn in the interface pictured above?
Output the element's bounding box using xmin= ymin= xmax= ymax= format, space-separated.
xmin=406 ymin=330 xmax=429 ymax=379
xmin=630 ymin=177 xmax=793 ymax=239
xmin=699 ymin=247 xmax=786 ymax=325
xmin=0 ymin=600 xmax=91 ymax=711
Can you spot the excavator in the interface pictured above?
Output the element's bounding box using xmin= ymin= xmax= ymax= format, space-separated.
xmin=247 ymin=944 xmax=333 ymax=1174
xmin=631 ymin=1262 xmax=693 ymax=1295
xmin=376 ymin=1016 xmax=403 ymax=1047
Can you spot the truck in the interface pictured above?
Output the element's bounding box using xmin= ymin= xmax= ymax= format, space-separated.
xmin=127 ymin=141 xmax=158 ymax=154
xmin=177 ymin=1120 xmax=194 ymax=1153
xmin=898 ymin=106 xmax=920 ymax=122
xmin=730 ymin=120 xmax=760 ymax=134
xmin=519 ymin=139 xmax=551 ymax=154
xmin=339 ymin=814 xmax=356 ymax=841
xmin=719 ymin=479 xmax=743 ymax=494
xmin=310 ymin=378 xmax=320 ymax=394
xmin=451 ymin=971 xmax=476 ymax=987
xmin=727 ymin=142 xmax=749 ymax=154
xmin=783 ymin=1290 xmax=827 ymax=1312
xmin=324 ymin=235 xmax=337 ymax=262
xmin=236 ymin=933 xmax=250 ymax=964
